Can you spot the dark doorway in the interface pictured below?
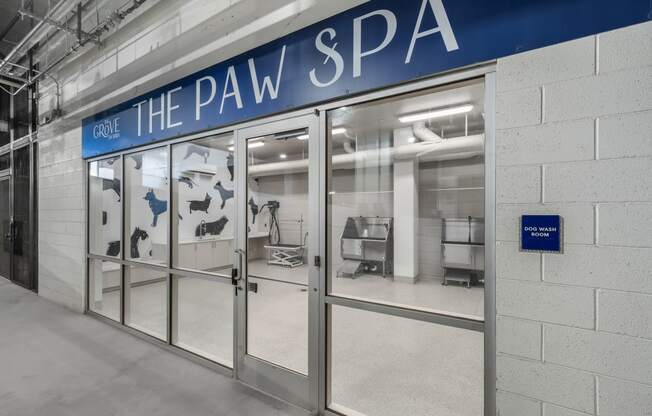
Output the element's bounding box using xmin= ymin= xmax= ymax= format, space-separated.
xmin=0 ymin=176 xmax=10 ymax=280
xmin=11 ymin=145 xmax=34 ymax=289
xmin=0 ymin=144 xmax=37 ymax=291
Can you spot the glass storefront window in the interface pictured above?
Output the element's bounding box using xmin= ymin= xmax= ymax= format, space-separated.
xmin=88 ymin=259 xmax=121 ymax=322
xmin=172 ymin=274 xmax=233 ymax=367
xmin=327 ymin=80 xmax=486 ymax=320
xmin=125 ymin=265 xmax=168 ymax=340
xmin=329 ymin=305 xmax=484 ymax=416
xmin=89 ymin=157 xmax=122 ymax=258
xmin=171 ymin=134 xmax=234 ymax=275
xmin=124 ymin=147 xmax=169 ymax=265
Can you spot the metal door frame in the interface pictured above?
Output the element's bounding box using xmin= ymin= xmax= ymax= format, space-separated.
xmin=315 ymin=68 xmax=496 ymax=416
xmin=234 ymin=113 xmax=321 ymax=412
xmin=83 ymin=63 xmax=496 ymax=416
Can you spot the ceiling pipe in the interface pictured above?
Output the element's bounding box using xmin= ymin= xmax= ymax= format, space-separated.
xmin=249 ymin=134 xmax=484 ymax=177
xmin=412 ymin=122 xmax=443 ymax=142
xmin=0 ymin=0 xmax=71 ymax=75
xmin=0 ymin=1 xmax=35 ymax=49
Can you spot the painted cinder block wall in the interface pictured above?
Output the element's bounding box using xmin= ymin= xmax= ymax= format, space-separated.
xmin=494 ymin=21 xmax=652 ymax=416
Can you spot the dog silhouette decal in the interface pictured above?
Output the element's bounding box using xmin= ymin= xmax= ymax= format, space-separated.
xmin=213 ymin=181 xmax=234 ymax=209
xmin=143 ymin=189 xmax=168 ymax=227
xmin=227 ymin=153 xmax=234 ymax=181
xmin=183 ymin=145 xmax=210 ymax=163
xmin=178 ymin=175 xmax=197 ymax=189
xmin=106 ymin=241 xmax=120 ymax=257
xmin=130 ymin=227 xmax=149 ymax=259
xmin=195 ymin=216 xmax=229 ymax=237
xmin=102 ymin=178 xmax=121 ymax=201
xmin=128 ymin=153 xmax=143 ymax=170
xmin=188 ymin=193 xmax=212 ymax=214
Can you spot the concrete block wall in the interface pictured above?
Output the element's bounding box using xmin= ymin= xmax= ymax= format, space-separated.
xmin=495 ymin=21 xmax=652 ymax=416
xmin=38 ymin=120 xmax=86 ymax=312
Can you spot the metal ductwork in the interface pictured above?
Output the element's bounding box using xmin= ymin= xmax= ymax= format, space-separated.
xmin=0 ymin=0 xmax=150 ymax=102
xmin=412 ymin=122 xmax=442 ymax=143
xmin=249 ymin=134 xmax=484 ymax=177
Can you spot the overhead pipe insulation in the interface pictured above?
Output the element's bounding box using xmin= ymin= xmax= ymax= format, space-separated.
xmin=412 ymin=122 xmax=443 ymax=143
xmin=249 ymin=134 xmax=484 ymax=177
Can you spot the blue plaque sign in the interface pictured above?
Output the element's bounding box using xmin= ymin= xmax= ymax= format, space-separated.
xmin=520 ymin=215 xmax=563 ymax=253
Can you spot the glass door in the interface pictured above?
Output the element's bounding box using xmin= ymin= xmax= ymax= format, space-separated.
xmin=234 ymin=114 xmax=320 ymax=410
xmin=0 ymin=175 xmax=10 ymax=280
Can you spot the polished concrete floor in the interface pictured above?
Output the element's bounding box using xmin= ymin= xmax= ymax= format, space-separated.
xmin=0 ymin=277 xmax=306 ymax=416
xmin=90 ymin=259 xmax=484 ymax=416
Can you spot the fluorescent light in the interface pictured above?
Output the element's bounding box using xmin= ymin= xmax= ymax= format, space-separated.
xmin=398 ymin=104 xmax=473 ymax=123
xmin=297 ymin=127 xmax=345 ymax=140
xmin=279 ymin=153 xmax=287 ymax=159
xmin=227 ymin=142 xmax=265 ymax=151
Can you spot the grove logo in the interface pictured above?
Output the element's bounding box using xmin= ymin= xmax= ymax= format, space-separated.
xmin=93 ymin=117 xmax=120 ymax=140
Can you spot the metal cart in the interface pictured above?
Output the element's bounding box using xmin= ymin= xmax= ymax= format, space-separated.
xmin=441 ymin=217 xmax=484 ymax=288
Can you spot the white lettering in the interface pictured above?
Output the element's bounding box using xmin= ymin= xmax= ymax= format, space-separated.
xmin=93 ymin=118 xmax=121 ymax=139
xmin=132 ymin=100 xmax=147 ymax=137
xmin=353 ymin=9 xmax=397 ymax=78
xmin=166 ymin=86 xmax=183 ymax=129
xmin=195 ymin=76 xmax=217 ymax=121
xmin=310 ymin=28 xmax=344 ymax=88
xmin=405 ymin=0 xmax=459 ymax=64
xmin=220 ymin=66 xmax=243 ymax=114
xmin=248 ymin=45 xmax=286 ymax=104
xmin=149 ymin=93 xmax=165 ymax=134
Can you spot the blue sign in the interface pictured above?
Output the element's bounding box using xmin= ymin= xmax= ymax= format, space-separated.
xmin=521 ymin=215 xmax=563 ymax=253
xmin=82 ymin=0 xmax=652 ymax=158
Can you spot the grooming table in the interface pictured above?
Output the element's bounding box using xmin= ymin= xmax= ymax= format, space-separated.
xmin=264 ymin=244 xmax=305 ymax=268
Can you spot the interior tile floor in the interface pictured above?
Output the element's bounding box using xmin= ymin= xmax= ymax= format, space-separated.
xmin=91 ymin=259 xmax=485 ymax=416
xmin=0 ymin=277 xmax=306 ymax=416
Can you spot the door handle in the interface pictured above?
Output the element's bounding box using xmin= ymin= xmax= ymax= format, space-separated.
xmin=233 ymin=249 xmax=246 ymax=286
xmin=5 ymin=220 xmax=14 ymax=241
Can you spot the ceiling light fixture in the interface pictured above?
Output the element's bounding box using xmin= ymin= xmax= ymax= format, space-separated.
xmin=297 ymin=127 xmax=346 ymax=140
xmin=279 ymin=153 xmax=287 ymax=159
xmin=398 ymin=104 xmax=474 ymax=123
xmin=228 ymin=141 xmax=265 ymax=151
